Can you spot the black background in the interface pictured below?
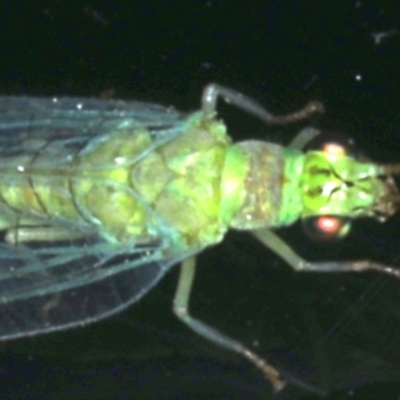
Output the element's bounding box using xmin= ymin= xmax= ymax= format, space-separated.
xmin=1 ymin=1 xmax=400 ymax=399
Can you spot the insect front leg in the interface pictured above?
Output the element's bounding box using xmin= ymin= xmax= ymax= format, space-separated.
xmin=173 ymin=256 xmax=286 ymax=392
xmin=253 ymin=228 xmax=400 ymax=279
xmin=201 ymin=83 xmax=325 ymax=124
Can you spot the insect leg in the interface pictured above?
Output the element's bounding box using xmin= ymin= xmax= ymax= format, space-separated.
xmin=253 ymin=228 xmax=400 ymax=279
xmin=201 ymin=83 xmax=324 ymax=124
xmin=173 ymin=256 xmax=286 ymax=391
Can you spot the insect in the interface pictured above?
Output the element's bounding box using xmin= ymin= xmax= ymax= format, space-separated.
xmin=0 ymin=83 xmax=399 ymax=391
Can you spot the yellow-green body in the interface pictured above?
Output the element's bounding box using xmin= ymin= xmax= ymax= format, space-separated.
xmin=0 ymin=106 xmax=391 ymax=257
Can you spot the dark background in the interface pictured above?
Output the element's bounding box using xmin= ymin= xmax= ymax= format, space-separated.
xmin=1 ymin=1 xmax=400 ymax=399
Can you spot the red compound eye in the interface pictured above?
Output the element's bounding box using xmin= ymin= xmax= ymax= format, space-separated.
xmin=302 ymin=215 xmax=351 ymax=242
xmin=322 ymin=142 xmax=346 ymax=157
xmin=304 ymin=130 xmax=359 ymax=158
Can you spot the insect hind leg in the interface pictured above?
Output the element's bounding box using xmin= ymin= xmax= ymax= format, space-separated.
xmin=173 ymin=256 xmax=286 ymax=391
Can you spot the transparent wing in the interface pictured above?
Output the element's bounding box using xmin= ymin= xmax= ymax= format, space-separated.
xmin=0 ymin=241 xmax=190 ymax=340
xmin=0 ymin=95 xmax=184 ymax=136
xmin=0 ymin=95 xmax=186 ymax=162
xmin=0 ymin=96 xmax=193 ymax=339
